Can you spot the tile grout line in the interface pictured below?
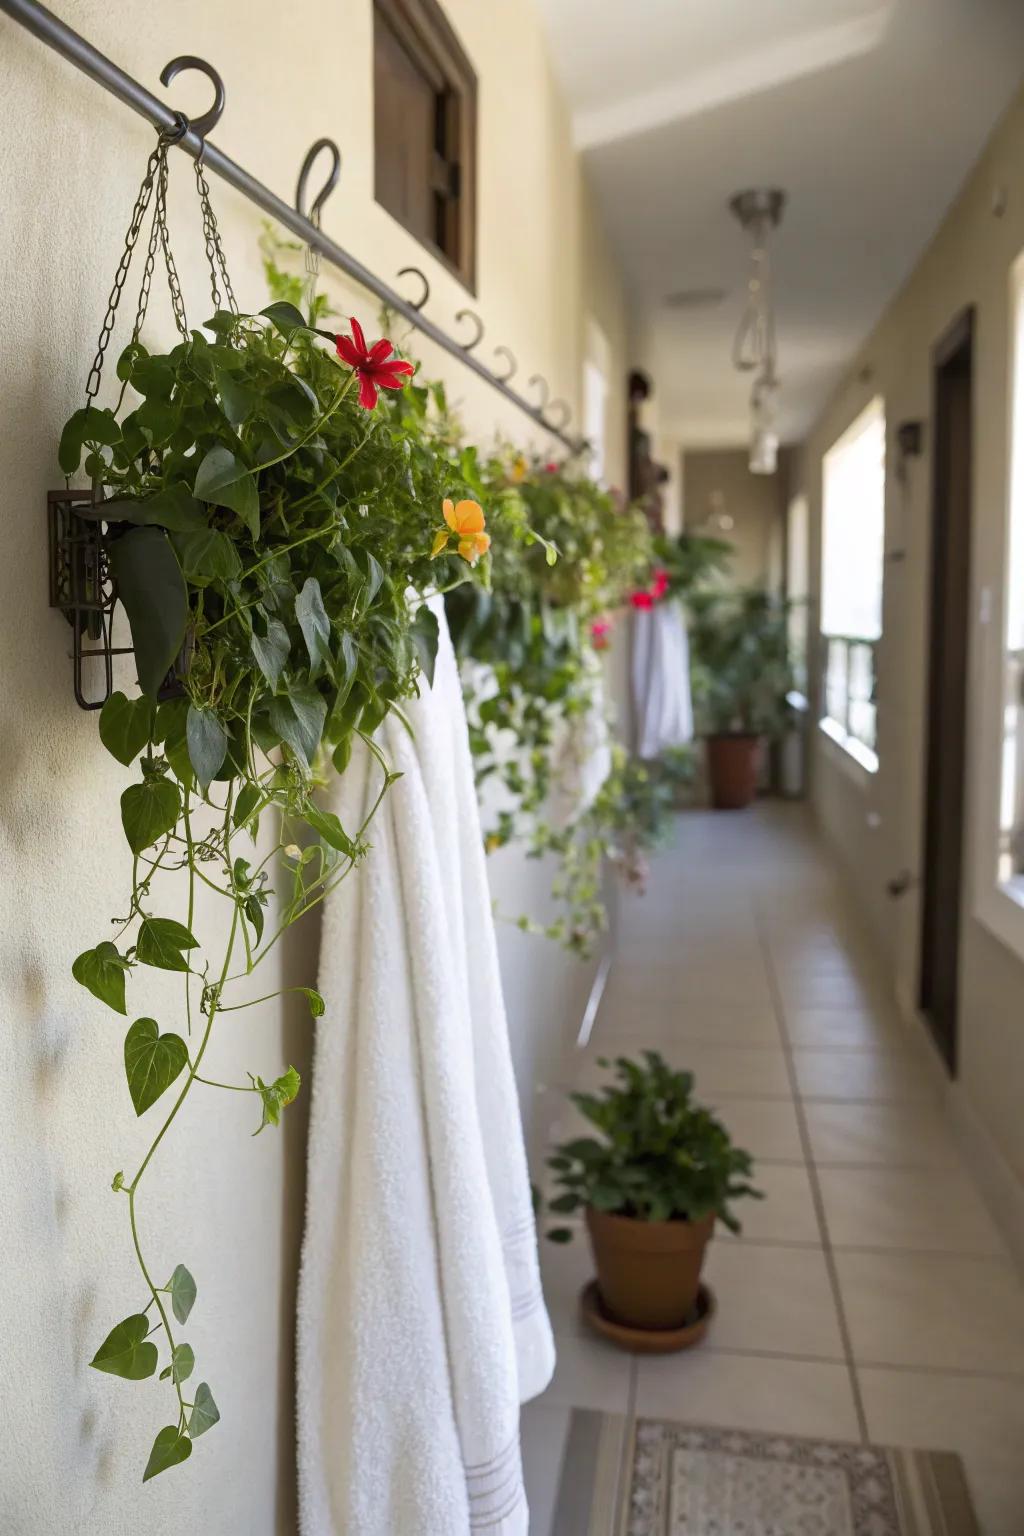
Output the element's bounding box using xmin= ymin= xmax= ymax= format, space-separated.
xmin=752 ymin=896 xmax=871 ymax=1443
xmin=610 ymin=1355 xmax=639 ymax=1535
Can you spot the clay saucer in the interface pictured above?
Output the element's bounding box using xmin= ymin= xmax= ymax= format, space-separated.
xmin=579 ymin=1279 xmax=715 ymax=1355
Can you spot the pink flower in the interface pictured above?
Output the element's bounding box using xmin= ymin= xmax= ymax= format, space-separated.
xmin=631 ymin=591 xmax=654 ymax=610
xmin=544 ymin=461 xmax=559 ymax=473
xmin=335 ymin=317 xmax=415 ymax=410
xmin=591 ymin=617 xmax=612 ymax=651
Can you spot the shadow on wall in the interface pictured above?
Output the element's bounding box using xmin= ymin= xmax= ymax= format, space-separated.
xmin=274 ymin=903 xmax=320 ymax=1533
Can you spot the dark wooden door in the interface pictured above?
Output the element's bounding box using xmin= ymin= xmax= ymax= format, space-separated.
xmin=919 ymin=308 xmax=974 ymax=1074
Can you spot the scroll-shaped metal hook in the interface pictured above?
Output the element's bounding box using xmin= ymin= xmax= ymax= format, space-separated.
xmin=397 ymin=266 xmax=431 ymax=312
xmin=159 ymin=56 xmax=226 ymax=140
xmin=528 ymin=374 xmax=551 ymax=413
xmin=492 ymin=345 xmax=517 ymax=384
xmin=455 ymin=308 xmax=485 ymax=352
xmin=296 ymin=138 xmax=342 ymax=226
xmin=545 ymin=398 xmax=572 ymax=431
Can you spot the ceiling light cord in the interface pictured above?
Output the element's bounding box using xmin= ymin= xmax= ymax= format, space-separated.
xmin=729 ymin=188 xmax=787 ymax=474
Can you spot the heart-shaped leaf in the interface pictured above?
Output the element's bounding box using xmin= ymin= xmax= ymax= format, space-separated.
xmin=143 ymin=1425 xmax=192 ymax=1482
xmin=107 ymin=528 xmax=188 ymax=699
xmin=121 ymin=777 xmax=180 ymax=854
xmin=58 ymin=405 xmax=121 ymax=475
xmin=186 ymin=705 xmax=229 ymax=790
xmin=295 ymin=577 xmax=332 ymax=678
xmin=136 ymin=916 xmax=199 ymax=973
xmin=124 ymin=1017 xmax=188 ymax=1116
xmin=268 ymin=686 xmax=327 ymax=768
xmin=215 ymin=369 xmax=257 ymax=428
xmin=168 ymin=1263 xmax=197 ymax=1325
xmin=233 ymin=783 xmax=265 ymax=830
xmin=300 ymin=988 xmax=325 ymax=1018
xmin=260 ymin=301 xmax=309 ymax=337
xmin=189 ymin=1382 xmax=220 ymax=1438
xmin=335 ymin=629 xmax=358 ymax=706
xmin=99 ymin=692 xmax=155 ymax=766
xmin=244 ymin=895 xmax=265 ymax=945
xmin=305 ymin=805 xmax=356 ymax=857
xmin=193 ymin=446 xmax=259 ymax=539
xmin=250 ymin=1065 xmax=301 ymax=1133
xmin=90 ymin=1314 xmax=158 ymax=1381
xmin=250 ymin=618 xmax=291 ymax=689
xmin=72 ymin=941 xmax=129 ymax=1014
xmin=410 ymin=604 xmax=439 ymax=688
xmin=102 ymin=484 xmax=207 ymax=532
xmin=173 ymin=527 xmax=242 ymax=586
xmin=162 ymin=1343 xmax=194 ymax=1384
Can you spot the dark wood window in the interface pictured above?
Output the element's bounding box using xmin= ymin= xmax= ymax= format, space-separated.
xmin=373 ymin=0 xmax=477 ymax=291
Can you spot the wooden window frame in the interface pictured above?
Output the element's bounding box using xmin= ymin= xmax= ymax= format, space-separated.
xmin=373 ymin=0 xmax=478 ymax=293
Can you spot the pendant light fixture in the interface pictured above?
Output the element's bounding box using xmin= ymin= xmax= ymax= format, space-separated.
xmin=730 ymin=188 xmax=786 ymax=475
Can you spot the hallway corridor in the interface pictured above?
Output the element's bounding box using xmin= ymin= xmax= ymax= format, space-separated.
xmin=523 ymin=806 xmax=1024 ymax=1535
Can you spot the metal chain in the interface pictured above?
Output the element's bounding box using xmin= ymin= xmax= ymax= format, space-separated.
xmin=83 ymin=144 xmax=163 ymax=404
xmin=154 ymin=149 xmax=189 ymax=340
xmin=193 ymin=149 xmax=237 ymax=316
xmin=128 ymin=166 xmax=165 ymax=350
xmin=85 ymin=118 xmax=237 ymax=409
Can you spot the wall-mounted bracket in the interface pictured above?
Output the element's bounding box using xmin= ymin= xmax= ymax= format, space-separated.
xmin=48 ymin=490 xmax=129 ymax=710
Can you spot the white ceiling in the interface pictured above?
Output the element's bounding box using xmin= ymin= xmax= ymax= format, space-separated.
xmin=538 ymin=0 xmax=1024 ymax=446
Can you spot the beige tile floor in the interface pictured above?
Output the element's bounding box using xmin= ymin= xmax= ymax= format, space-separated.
xmin=521 ymin=805 xmax=1024 ymax=1536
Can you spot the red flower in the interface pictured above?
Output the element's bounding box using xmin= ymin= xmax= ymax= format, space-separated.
xmin=544 ymin=461 xmax=559 ymax=473
xmin=631 ymin=568 xmax=670 ymax=609
xmin=335 ymin=317 xmax=415 ymax=410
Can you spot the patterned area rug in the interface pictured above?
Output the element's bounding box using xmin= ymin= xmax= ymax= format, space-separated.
xmin=552 ymin=1411 xmax=979 ymax=1535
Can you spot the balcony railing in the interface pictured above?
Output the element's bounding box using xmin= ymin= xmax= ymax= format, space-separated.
xmin=820 ymin=634 xmax=878 ymax=763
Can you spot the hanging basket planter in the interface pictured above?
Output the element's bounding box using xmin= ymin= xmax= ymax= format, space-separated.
xmin=53 ymin=80 xmax=489 ymax=1485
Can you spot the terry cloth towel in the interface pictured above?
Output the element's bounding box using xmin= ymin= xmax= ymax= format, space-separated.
xmin=296 ymin=596 xmax=555 ymax=1536
xmin=547 ymin=656 xmax=612 ymax=831
xmin=632 ymin=599 xmax=694 ymax=759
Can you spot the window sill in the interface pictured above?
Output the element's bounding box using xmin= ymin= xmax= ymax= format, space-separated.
xmin=818 ymin=716 xmax=879 ymax=776
xmin=976 ymin=878 xmax=1024 ymax=968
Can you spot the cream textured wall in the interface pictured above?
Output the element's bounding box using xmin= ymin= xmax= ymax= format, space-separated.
xmin=0 ymin=1 xmax=629 ymax=1530
xmin=682 ymin=447 xmax=789 ymax=588
xmin=790 ymin=80 xmax=1024 ymax=1219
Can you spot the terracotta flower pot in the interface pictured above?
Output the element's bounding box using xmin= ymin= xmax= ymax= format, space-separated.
xmin=586 ymin=1207 xmax=715 ymax=1330
xmin=706 ymin=733 xmax=760 ymax=810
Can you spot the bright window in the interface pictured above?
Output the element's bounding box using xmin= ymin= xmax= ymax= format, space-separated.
xmin=819 ymin=397 xmax=886 ymax=772
xmin=998 ymin=256 xmax=1024 ymax=890
xmin=786 ymin=493 xmax=809 ymax=699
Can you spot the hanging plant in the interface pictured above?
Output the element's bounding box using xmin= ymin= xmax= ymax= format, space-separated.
xmin=62 ymin=139 xmax=484 ymax=1482
xmin=441 ymin=454 xmax=669 ymax=953
xmin=261 ymin=231 xmax=671 ymax=952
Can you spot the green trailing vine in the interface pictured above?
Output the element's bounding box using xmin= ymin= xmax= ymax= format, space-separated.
xmin=63 ymin=296 xmax=487 ymax=1480
xmin=259 ymin=232 xmax=683 ymax=954
xmin=443 ymin=454 xmax=686 ymax=955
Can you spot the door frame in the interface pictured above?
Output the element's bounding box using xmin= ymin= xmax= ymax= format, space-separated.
xmin=918 ymin=305 xmax=975 ymax=1075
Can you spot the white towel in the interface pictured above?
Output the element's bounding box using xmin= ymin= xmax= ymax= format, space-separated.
xmin=547 ymin=657 xmax=612 ymax=831
xmin=296 ymin=597 xmax=555 ymax=1536
xmin=632 ymin=599 xmax=694 ymax=760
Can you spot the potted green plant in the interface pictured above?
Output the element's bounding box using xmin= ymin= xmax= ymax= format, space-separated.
xmin=57 ymin=284 xmax=495 ymax=1479
xmin=689 ymin=586 xmax=793 ymax=809
xmin=546 ymin=1052 xmax=759 ymax=1332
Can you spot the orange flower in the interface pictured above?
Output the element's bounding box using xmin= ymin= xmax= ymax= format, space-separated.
xmin=431 ymin=498 xmax=490 ymax=564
